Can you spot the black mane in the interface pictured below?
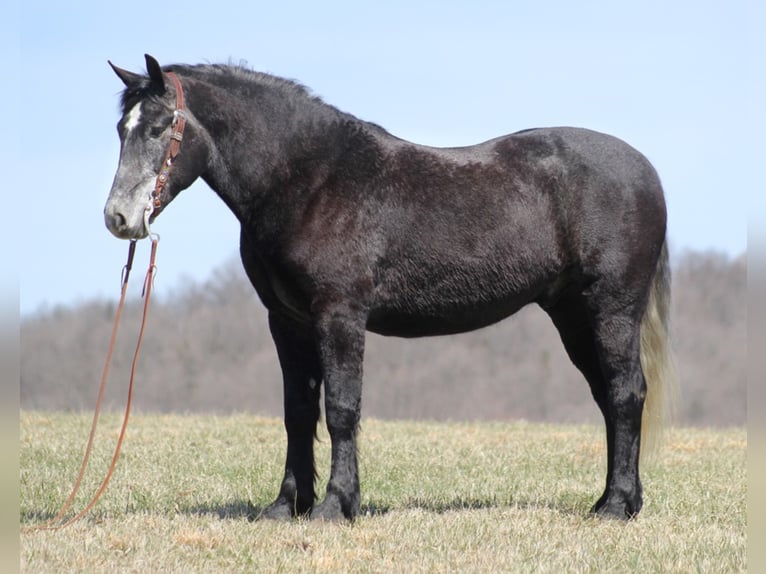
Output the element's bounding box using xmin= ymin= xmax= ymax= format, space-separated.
xmin=119 ymin=62 xmax=325 ymax=116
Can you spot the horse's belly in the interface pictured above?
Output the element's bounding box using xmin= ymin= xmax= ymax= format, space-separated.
xmin=365 ymin=293 xmax=534 ymax=338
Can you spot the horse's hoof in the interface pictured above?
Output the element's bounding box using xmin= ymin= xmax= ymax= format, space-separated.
xmin=591 ymin=496 xmax=641 ymax=521
xmin=257 ymin=500 xmax=295 ymax=521
xmin=311 ymin=498 xmax=352 ymax=522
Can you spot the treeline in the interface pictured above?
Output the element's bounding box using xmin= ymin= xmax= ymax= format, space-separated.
xmin=20 ymin=250 xmax=746 ymax=427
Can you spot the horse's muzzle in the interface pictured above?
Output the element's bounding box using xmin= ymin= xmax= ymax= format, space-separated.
xmin=104 ymin=202 xmax=149 ymax=240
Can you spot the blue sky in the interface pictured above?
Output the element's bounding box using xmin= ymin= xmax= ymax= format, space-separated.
xmin=9 ymin=0 xmax=761 ymax=315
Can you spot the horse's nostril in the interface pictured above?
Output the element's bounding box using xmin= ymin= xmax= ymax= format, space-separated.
xmin=105 ymin=207 xmax=127 ymax=231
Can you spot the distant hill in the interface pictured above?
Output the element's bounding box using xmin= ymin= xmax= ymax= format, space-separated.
xmin=20 ymin=250 xmax=746 ymax=427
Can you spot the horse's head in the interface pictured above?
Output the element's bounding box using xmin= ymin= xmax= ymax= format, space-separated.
xmin=105 ymin=54 xmax=206 ymax=239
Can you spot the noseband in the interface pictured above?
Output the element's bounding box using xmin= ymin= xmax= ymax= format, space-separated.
xmin=145 ymin=71 xmax=187 ymax=230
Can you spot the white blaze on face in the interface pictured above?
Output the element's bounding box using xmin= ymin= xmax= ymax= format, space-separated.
xmin=104 ymin=101 xmax=157 ymax=238
xmin=124 ymin=103 xmax=142 ymax=133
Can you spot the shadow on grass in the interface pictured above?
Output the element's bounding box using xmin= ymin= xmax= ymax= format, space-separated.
xmin=177 ymin=492 xmax=590 ymax=522
xmin=362 ymin=494 xmax=589 ymax=518
xmin=182 ymin=500 xmax=263 ymax=520
xmin=20 ymin=501 xmax=264 ymax=527
xmin=21 ymin=497 xmax=593 ymax=529
xmin=20 ymin=509 xmax=60 ymax=525
xmin=21 ymin=492 xmax=591 ymax=526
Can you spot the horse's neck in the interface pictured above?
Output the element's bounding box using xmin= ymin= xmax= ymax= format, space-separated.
xmin=195 ymin=82 xmax=352 ymax=223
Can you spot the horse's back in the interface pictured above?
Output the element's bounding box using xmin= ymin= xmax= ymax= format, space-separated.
xmin=387 ymin=125 xmax=665 ymax=234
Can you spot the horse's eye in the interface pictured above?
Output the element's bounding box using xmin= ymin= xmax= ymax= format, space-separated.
xmin=149 ymin=125 xmax=166 ymax=138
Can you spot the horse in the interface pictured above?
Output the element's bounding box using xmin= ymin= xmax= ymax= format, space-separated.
xmin=105 ymin=54 xmax=677 ymax=521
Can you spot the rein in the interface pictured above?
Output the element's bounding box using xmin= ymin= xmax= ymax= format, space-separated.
xmin=24 ymin=72 xmax=185 ymax=532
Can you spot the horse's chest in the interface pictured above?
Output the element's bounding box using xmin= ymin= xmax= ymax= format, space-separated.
xmin=241 ymin=247 xmax=313 ymax=323
xmin=267 ymin=270 xmax=310 ymax=320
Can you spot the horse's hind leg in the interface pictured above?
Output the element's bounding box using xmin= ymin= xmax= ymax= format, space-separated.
xmin=260 ymin=312 xmax=322 ymax=520
xmin=545 ymin=290 xmax=645 ymax=519
xmin=589 ymin=300 xmax=646 ymax=520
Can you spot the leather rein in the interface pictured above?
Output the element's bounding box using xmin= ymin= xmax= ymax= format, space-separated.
xmin=25 ymin=72 xmax=186 ymax=532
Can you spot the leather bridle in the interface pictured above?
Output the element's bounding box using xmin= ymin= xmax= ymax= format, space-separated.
xmin=147 ymin=71 xmax=187 ymax=218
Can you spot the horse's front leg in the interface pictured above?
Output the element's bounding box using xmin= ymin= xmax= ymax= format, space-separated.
xmin=260 ymin=312 xmax=322 ymax=520
xmin=310 ymin=302 xmax=366 ymax=521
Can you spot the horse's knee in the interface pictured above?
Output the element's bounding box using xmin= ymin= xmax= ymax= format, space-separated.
xmin=325 ymin=401 xmax=360 ymax=434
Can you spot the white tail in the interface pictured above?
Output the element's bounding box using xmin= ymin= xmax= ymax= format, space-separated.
xmin=639 ymin=240 xmax=679 ymax=459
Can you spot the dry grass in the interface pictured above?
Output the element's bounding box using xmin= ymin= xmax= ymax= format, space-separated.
xmin=20 ymin=412 xmax=746 ymax=572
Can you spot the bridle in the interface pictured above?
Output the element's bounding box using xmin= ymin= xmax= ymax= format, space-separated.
xmin=144 ymin=71 xmax=187 ymax=232
xmin=24 ymin=71 xmax=187 ymax=532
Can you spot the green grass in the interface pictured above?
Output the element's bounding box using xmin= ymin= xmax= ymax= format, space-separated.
xmin=20 ymin=412 xmax=746 ymax=573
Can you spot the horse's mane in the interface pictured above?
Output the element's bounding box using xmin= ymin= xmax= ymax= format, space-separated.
xmin=119 ymin=61 xmax=324 ymax=114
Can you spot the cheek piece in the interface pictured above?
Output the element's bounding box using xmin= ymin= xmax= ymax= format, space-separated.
xmin=143 ymin=71 xmax=187 ymax=238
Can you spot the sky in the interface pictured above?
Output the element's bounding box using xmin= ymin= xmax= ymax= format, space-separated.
xmin=8 ymin=0 xmax=762 ymax=316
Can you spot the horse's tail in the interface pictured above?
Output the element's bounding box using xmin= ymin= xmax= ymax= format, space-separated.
xmin=639 ymin=239 xmax=679 ymax=459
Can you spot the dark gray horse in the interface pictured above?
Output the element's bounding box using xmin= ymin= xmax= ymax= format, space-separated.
xmin=105 ymin=55 xmax=676 ymax=521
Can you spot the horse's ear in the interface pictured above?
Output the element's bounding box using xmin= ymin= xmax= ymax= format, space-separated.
xmin=108 ymin=61 xmax=143 ymax=88
xmin=144 ymin=54 xmax=166 ymax=91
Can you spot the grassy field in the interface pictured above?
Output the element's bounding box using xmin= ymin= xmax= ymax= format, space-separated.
xmin=20 ymin=412 xmax=745 ymax=573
